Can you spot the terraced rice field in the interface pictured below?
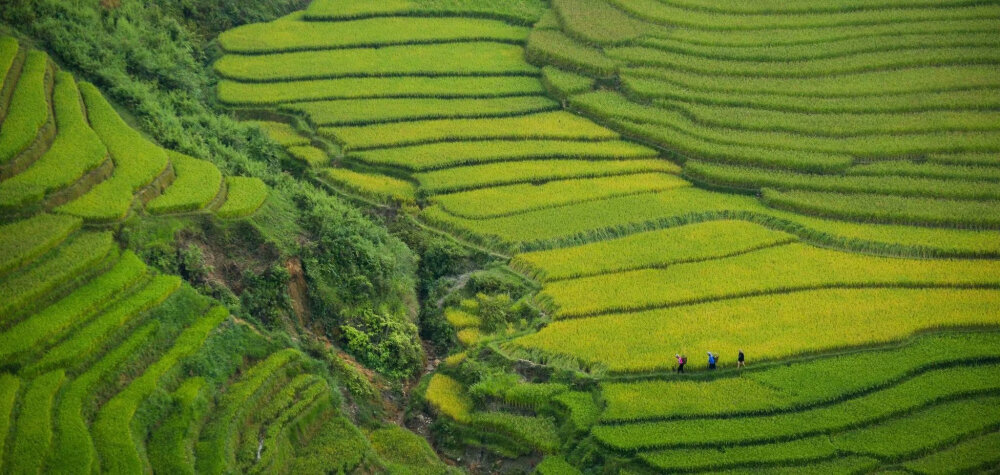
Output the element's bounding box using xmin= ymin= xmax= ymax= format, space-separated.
xmin=213 ymin=0 xmax=1000 ymax=472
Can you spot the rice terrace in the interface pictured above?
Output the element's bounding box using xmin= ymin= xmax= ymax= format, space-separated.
xmin=0 ymin=0 xmax=999 ymax=473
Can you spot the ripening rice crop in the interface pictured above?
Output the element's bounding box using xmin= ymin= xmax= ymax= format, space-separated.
xmin=286 ymin=146 xmax=328 ymax=168
xmin=551 ymin=0 xmax=668 ymax=45
xmin=425 ymin=374 xmax=472 ymax=423
xmin=284 ymin=96 xmax=558 ymax=126
xmin=218 ymin=76 xmax=546 ymax=105
xmin=541 ymin=66 xmax=594 ymax=99
xmin=246 ymin=121 xmax=310 ymax=147
xmin=322 ymin=168 xmax=416 ymax=204
xmin=512 ymin=220 xmax=796 ymax=281
xmin=351 ymin=139 xmax=657 ymax=171
xmin=432 ymin=173 xmax=689 ymax=219
xmin=216 ymin=177 xmax=268 ymax=219
xmin=57 ymin=82 xmax=170 ymax=222
xmin=0 ymin=50 xmax=49 ymax=164
xmin=303 ymin=0 xmax=547 ymax=26
xmin=0 ymin=73 xmax=107 ymax=211
xmin=147 ymin=151 xmax=223 ymax=215
xmin=0 ymin=213 xmax=81 ymax=276
xmin=846 ymin=161 xmax=1000 ymax=182
xmin=513 ymin=287 xmax=1000 ymax=373
xmin=326 ymin=111 xmax=619 ymax=151
xmin=415 ymin=158 xmax=679 ymax=194
xmin=219 ymin=16 xmax=529 ymax=53
xmin=526 ymin=30 xmax=619 ymax=78
xmin=539 ymin=242 xmax=1000 ymax=318
xmin=645 ymin=0 xmax=996 ymax=16
xmin=0 ymin=36 xmax=17 ymax=90
xmin=214 ymin=43 xmax=538 ymax=82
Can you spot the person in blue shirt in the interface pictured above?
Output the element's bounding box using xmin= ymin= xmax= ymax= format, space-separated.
xmin=707 ymin=351 xmax=718 ymax=370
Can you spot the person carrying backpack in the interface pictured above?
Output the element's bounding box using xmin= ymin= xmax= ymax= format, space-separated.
xmin=675 ymin=354 xmax=687 ymax=373
xmin=737 ymin=349 xmax=745 ymax=369
xmin=707 ymin=351 xmax=718 ymax=370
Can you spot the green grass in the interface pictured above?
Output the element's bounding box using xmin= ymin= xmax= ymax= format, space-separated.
xmin=245 ymin=121 xmax=309 ymax=147
xmin=904 ymin=430 xmax=1000 ymax=474
xmin=0 ymin=231 xmax=115 ymax=321
xmin=539 ymin=242 xmax=1000 ymax=318
xmin=0 ymin=251 xmax=147 ymax=364
xmin=513 ymin=220 xmax=796 ymax=281
xmin=303 ymin=0 xmax=547 ymax=25
xmin=0 ymin=374 xmax=19 ymax=466
xmin=425 ymin=374 xmax=472 ymax=423
xmin=686 ymin=160 xmax=1000 ymax=201
xmin=541 ymin=66 xmax=594 ymax=98
xmin=147 ymin=151 xmax=223 ymax=214
xmin=762 ymin=189 xmax=1000 ymax=229
xmin=325 ymin=111 xmax=619 ymax=151
xmin=0 ymin=214 xmax=81 ymax=276
xmin=215 ymin=42 xmax=538 ymax=82
xmin=9 ymin=370 xmax=65 ymax=472
xmin=526 ymin=29 xmax=619 ymax=78
xmin=93 ymin=305 xmax=228 ymax=474
xmin=57 ymin=82 xmax=170 ymax=222
xmin=216 ymin=176 xmax=268 ymax=219
xmin=470 ymin=412 xmax=561 ymax=453
xmin=601 ymin=331 xmax=1000 ymax=421
xmin=147 ymin=377 xmax=208 ymax=475
xmin=515 ymin=287 xmax=1000 ymax=373
xmin=48 ymin=322 xmax=158 ymax=475
xmin=218 ymin=76 xmax=546 ymax=105
xmin=285 ymin=96 xmax=558 ymax=126
xmin=220 ymin=16 xmax=528 ymax=53
xmin=592 ymin=364 xmax=1000 ymax=450
xmin=0 ymin=72 xmax=108 ymax=211
xmin=322 ymin=167 xmax=416 ymax=204
xmin=847 ymin=161 xmax=1000 ymax=182
xmin=415 ymin=158 xmax=679 ymax=194
xmin=369 ymin=425 xmax=449 ymax=475
xmin=432 ymin=173 xmax=689 ymax=219
xmin=0 ymin=50 xmax=48 ymax=164
xmin=29 ymin=274 xmax=180 ymax=373
xmin=351 ymin=139 xmax=657 ymax=171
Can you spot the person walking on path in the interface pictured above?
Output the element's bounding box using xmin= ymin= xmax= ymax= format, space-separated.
xmin=675 ymin=354 xmax=687 ymax=373
xmin=737 ymin=349 xmax=746 ymax=369
xmin=707 ymin=351 xmax=718 ymax=370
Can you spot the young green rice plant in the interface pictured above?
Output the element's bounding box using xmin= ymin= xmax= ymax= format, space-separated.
xmin=425 ymin=374 xmax=473 ymax=423
xmin=553 ymin=391 xmax=601 ymax=432
xmin=525 ymin=30 xmax=619 ymax=78
xmin=368 ymin=425 xmax=451 ymax=475
xmin=285 ymin=145 xmax=328 ymax=168
xmin=322 ymin=168 xmax=415 ymax=205
xmin=195 ymin=349 xmax=305 ymax=474
xmin=832 ymin=395 xmax=1000 ymax=460
xmin=29 ymin=274 xmax=180 ymax=374
xmin=215 ymin=42 xmax=538 ymax=82
xmin=539 ymin=242 xmax=1000 ymax=318
xmin=325 ymin=111 xmax=619 ymax=151
xmin=551 ymin=0 xmax=668 ymax=45
xmin=651 ymin=0 xmax=995 ymax=15
xmin=0 ymin=374 xmax=19 ymax=464
xmin=541 ymin=66 xmax=594 ymax=99
xmin=251 ymin=381 xmax=331 ymax=473
xmin=503 ymin=383 xmax=569 ymax=411
xmin=762 ymin=189 xmax=1000 ymax=229
xmin=0 ymin=251 xmax=146 ymax=364
xmin=601 ymin=331 xmax=1000 ymax=421
xmin=216 ymin=176 xmax=268 ymax=219
xmin=641 ymin=436 xmax=837 ymax=472
xmin=903 ymin=430 xmax=1000 ymax=474
xmin=535 ymin=456 xmax=581 ymax=475
xmin=351 ymin=139 xmax=656 ymax=171
xmin=147 ymin=151 xmax=223 ymax=214
xmin=217 ymin=76 xmax=546 ymax=105
xmin=0 ymin=213 xmax=81 ymax=276
xmin=0 ymin=72 xmax=107 ymax=211
xmin=245 ymin=121 xmax=309 ymax=147
xmin=47 ymin=322 xmax=158 ymax=475
xmin=512 ymin=220 xmax=796 ymax=281
xmin=8 ymin=370 xmax=65 ymax=473
xmin=415 ymin=158 xmax=679 ymax=194
xmin=432 ymin=173 xmax=689 ymax=219
xmin=847 ymin=161 xmax=1000 ymax=182
xmin=58 ymin=82 xmax=170 ymax=222
xmin=92 ymin=305 xmax=228 ymax=474
xmin=470 ymin=412 xmax=561 ymax=453
xmin=926 ymin=152 xmax=1000 ymax=167
xmin=146 ymin=377 xmax=209 ymax=475
xmin=0 ymin=50 xmax=48 ymax=164
xmin=219 ymin=16 xmax=528 ymax=54
xmin=303 ymin=0 xmax=547 ymax=25
xmin=686 ymin=160 xmax=1000 ymax=201
xmin=513 ymin=288 xmax=1000 ymax=373
xmin=0 ymin=231 xmax=115 ymax=321
xmin=604 ymin=0 xmax=1000 ymax=29
xmin=0 ymin=36 xmax=17 ymax=90
xmin=286 ymin=414 xmax=369 ymax=474
xmin=284 ymin=96 xmax=558 ymax=126
xmin=591 ymin=364 xmax=1000 ymax=450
